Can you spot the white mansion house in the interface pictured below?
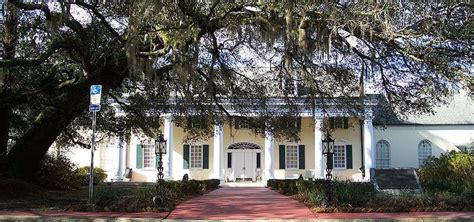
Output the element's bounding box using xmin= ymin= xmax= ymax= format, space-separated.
xmin=66 ymin=91 xmax=473 ymax=184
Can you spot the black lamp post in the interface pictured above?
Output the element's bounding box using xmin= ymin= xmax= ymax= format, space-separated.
xmin=322 ymin=131 xmax=335 ymax=206
xmin=153 ymin=134 xmax=167 ymax=207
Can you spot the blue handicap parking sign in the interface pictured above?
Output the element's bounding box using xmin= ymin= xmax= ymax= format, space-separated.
xmin=90 ymin=85 xmax=102 ymax=95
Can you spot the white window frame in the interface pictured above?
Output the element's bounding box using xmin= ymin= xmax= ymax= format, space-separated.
xmin=376 ymin=140 xmax=391 ymax=169
xmin=418 ymin=140 xmax=432 ymax=167
xmin=333 ymin=142 xmax=346 ymax=169
xmin=189 ymin=143 xmax=204 ymax=169
xmin=285 ymin=144 xmax=299 ymax=170
xmin=142 ymin=144 xmax=156 ymax=169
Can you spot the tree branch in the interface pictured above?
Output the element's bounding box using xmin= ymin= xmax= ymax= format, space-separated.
xmin=74 ymin=2 xmax=126 ymax=43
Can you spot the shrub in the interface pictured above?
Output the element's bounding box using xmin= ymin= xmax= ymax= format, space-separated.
xmin=333 ymin=181 xmax=375 ymax=207
xmin=77 ymin=166 xmax=108 ymax=186
xmin=269 ymin=179 xmax=375 ymax=207
xmin=267 ymin=179 xmax=298 ymax=195
xmin=80 ymin=179 xmax=221 ymax=212
xmin=34 ymin=155 xmax=81 ymax=190
xmin=419 ymin=151 xmax=474 ymax=197
xmin=296 ymin=180 xmax=325 ymax=205
xmin=91 ymin=186 xmax=121 ymax=207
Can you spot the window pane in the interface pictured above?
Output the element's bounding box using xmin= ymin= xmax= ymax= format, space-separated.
xmin=418 ymin=140 xmax=432 ymax=167
xmin=190 ymin=145 xmax=203 ymax=169
xmin=285 ymin=145 xmax=298 ymax=169
xmin=376 ymin=140 xmax=390 ymax=169
xmin=143 ymin=144 xmax=155 ymax=168
xmin=333 ymin=145 xmax=346 ymax=168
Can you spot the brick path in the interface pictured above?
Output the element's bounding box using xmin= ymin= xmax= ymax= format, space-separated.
xmin=167 ymin=187 xmax=315 ymax=220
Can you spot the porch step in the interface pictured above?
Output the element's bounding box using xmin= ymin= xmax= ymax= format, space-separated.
xmin=222 ymin=182 xmax=266 ymax=187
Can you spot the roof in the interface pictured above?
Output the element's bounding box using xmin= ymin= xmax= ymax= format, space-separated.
xmin=374 ymin=93 xmax=474 ymax=125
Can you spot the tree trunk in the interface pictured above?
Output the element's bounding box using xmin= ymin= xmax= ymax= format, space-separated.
xmin=0 ymin=107 xmax=10 ymax=157
xmin=0 ymin=3 xmax=19 ymax=159
xmin=4 ymin=54 xmax=127 ymax=180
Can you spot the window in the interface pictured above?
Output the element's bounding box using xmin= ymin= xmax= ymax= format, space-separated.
xmin=333 ymin=145 xmax=346 ymax=169
xmin=187 ymin=117 xmax=206 ymax=129
xmin=329 ymin=117 xmax=348 ymax=129
xmin=234 ymin=117 xmax=250 ymax=129
xmin=190 ymin=144 xmax=203 ymax=169
xmin=418 ymin=140 xmax=432 ymax=167
xmin=99 ymin=143 xmax=114 ymax=171
xmin=143 ymin=144 xmax=155 ymax=168
xmin=376 ymin=140 xmax=390 ymax=169
xmin=282 ymin=76 xmax=297 ymax=96
xmin=285 ymin=145 xmax=298 ymax=169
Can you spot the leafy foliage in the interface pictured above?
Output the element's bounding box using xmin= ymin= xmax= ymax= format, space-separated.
xmin=0 ymin=1 xmax=471 ymax=179
xmin=267 ymin=179 xmax=472 ymax=212
xmin=77 ymin=166 xmax=108 ymax=186
xmin=33 ymin=155 xmax=81 ymax=190
xmin=82 ymin=179 xmax=220 ymax=212
xmin=419 ymin=151 xmax=474 ymax=197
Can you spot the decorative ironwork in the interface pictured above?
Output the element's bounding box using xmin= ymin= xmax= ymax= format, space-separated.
xmin=153 ymin=134 xmax=167 ymax=208
xmin=228 ymin=142 xmax=261 ymax=150
xmin=322 ymin=131 xmax=335 ymax=207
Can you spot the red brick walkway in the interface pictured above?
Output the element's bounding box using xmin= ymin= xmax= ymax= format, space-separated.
xmin=167 ymin=187 xmax=316 ymax=220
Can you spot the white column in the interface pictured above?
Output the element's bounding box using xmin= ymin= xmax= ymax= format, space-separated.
xmin=212 ymin=123 xmax=223 ymax=180
xmin=314 ymin=114 xmax=325 ymax=179
xmin=113 ymin=136 xmax=126 ymax=181
xmin=264 ymin=128 xmax=274 ymax=181
xmin=164 ymin=114 xmax=174 ymax=179
xmin=363 ymin=109 xmax=374 ymax=181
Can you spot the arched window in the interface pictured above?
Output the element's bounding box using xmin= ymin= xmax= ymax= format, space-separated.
xmin=418 ymin=140 xmax=432 ymax=167
xmin=376 ymin=140 xmax=390 ymax=169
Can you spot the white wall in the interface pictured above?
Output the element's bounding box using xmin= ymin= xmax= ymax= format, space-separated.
xmin=374 ymin=125 xmax=473 ymax=168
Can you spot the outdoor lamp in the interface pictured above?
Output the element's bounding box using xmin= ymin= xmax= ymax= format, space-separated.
xmin=155 ymin=134 xmax=167 ymax=155
xmin=322 ymin=132 xmax=335 ymax=168
xmin=154 ymin=133 xmax=167 ymax=207
xmin=322 ymin=131 xmax=335 ymax=206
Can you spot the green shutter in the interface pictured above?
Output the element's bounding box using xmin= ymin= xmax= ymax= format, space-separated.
xmin=346 ymin=145 xmax=353 ymax=169
xmin=299 ymin=145 xmax=305 ymax=169
xmin=227 ymin=152 xmax=232 ymax=168
xmin=203 ymin=144 xmax=209 ymax=169
xmin=279 ymin=145 xmax=286 ymax=169
xmin=329 ymin=117 xmax=335 ymax=129
xmin=296 ymin=117 xmax=302 ymax=130
xmin=256 ymin=153 xmax=261 ymax=169
xmin=344 ymin=117 xmax=349 ymax=129
xmin=183 ymin=144 xmax=190 ymax=169
xmin=136 ymin=144 xmax=143 ymax=169
xmin=328 ymin=153 xmax=334 ymax=169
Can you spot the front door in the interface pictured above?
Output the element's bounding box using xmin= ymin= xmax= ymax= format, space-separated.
xmin=233 ymin=150 xmax=255 ymax=181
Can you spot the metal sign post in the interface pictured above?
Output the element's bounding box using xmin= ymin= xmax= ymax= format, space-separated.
xmin=89 ymin=85 xmax=102 ymax=203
